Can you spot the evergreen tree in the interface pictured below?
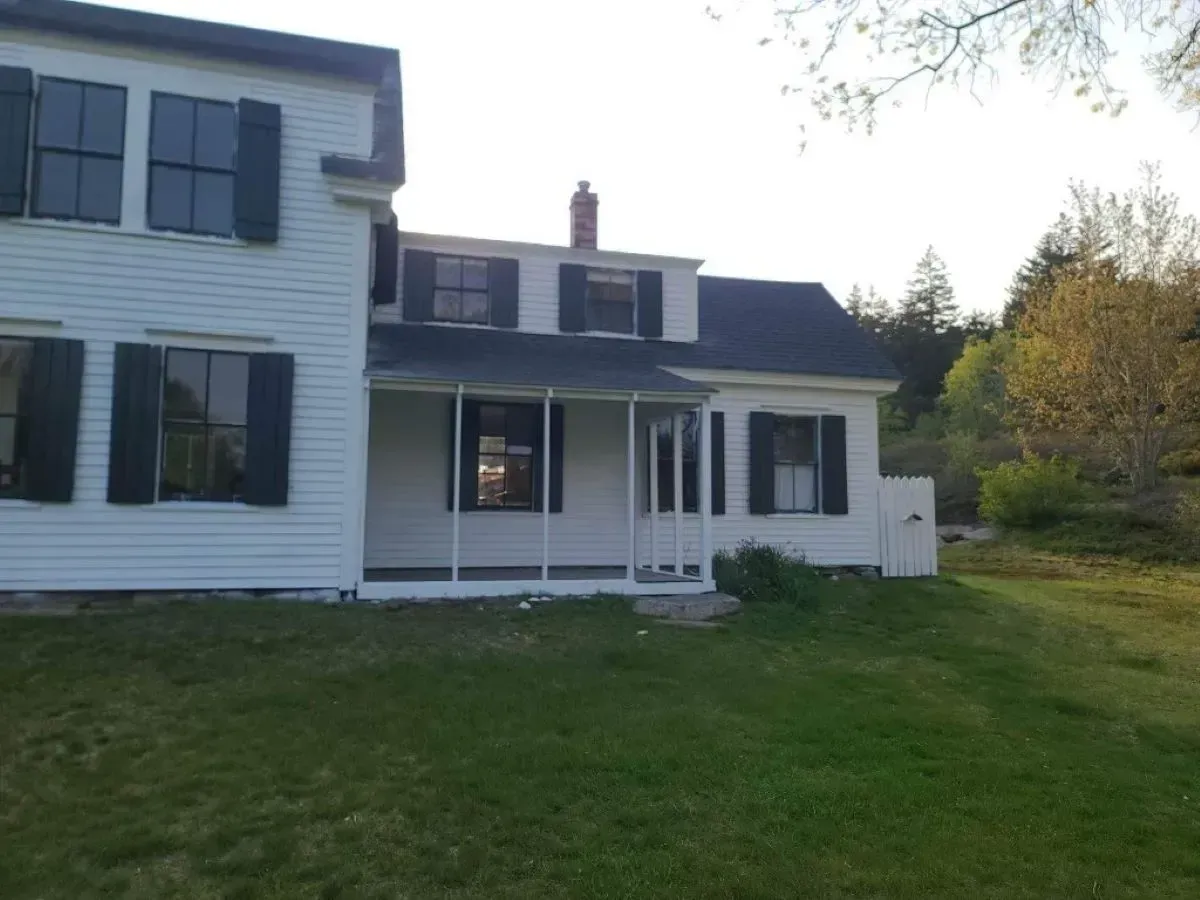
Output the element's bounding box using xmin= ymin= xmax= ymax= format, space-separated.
xmin=898 ymin=246 xmax=959 ymax=333
xmin=1004 ymin=215 xmax=1076 ymax=329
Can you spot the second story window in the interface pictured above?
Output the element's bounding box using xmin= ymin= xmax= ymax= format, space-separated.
xmin=433 ymin=255 xmax=490 ymax=324
xmin=32 ymin=78 xmax=126 ymax=224
xmin=148 ymin=94 xmax=236 ymax=237
xmin=586 ymin=269 xmax=635 ymax=334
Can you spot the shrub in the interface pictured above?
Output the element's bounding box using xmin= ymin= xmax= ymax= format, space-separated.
xmin=1173 ymin=487 xmax=1200 ymax=553
xmin=713 ymin=540 xmax=821 ymax=604
xmin=1159 ymin=449 xmax=1200 ymax=477
xmin=977 ymin=453 xmax=1089 ymax=529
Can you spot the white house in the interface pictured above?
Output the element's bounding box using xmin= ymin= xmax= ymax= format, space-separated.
xmin=0 ymin=2 xmax=905 ymax=602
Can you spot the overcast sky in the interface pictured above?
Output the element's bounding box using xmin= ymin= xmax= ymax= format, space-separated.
xmin=105 ymin=0 xmax=1200 ymax=313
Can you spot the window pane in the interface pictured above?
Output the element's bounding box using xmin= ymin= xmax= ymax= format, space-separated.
xmin=682 ymin=460 xmax=698 ymax=513
xmin=160 ymin=422 xmax=207 ymax=499
xmin=148 ymin=165 xmax=193 ymax=232
xmin=681 ymin=412 xmax=698 ymax=460
xmin=774 ymin=417 xmax=816 ymax=464
xmin=433 ymin=290 xmax=461 ymax=321
xmin=479 ymin=405 xmax=505 ymax=437
xmin=506 ymin=455 xmax=533 ymax=507
xmin=192 ymin=171 xmax=234 ymax=236
xmin=0 ymin=340 xmax=32 ymax=415
xmin=207 ymin=353 xmax=249 ymax=425
xmin=34 ymin=151 xmax=79 ymax=218
xmin=163 ymin=350 xmax=208 ymax=420
xmin=478 ymin=454 xmax=506 ymax=506
xmin=151 ymin=95 xmax=195 ymax=164
xmin=462 ymin=258 xmax=488 ymax=290
xmin=505 ymin=405 xmax=536 ymax=450
xmin=460 ymin=291 xmax=489 ymax=324
xmin=793 ymin=464 xmax=817 ymax=512
xmin=207 ymin=426 xmax=246 ymax=500
xmin=656 ymin=458 xmax=673 ymax=511
xmin=479 ymin=435 xmax=505 ymax=454
xmin=81 ymin=85 xmax=125 ymax=155
xmin=588 ymin=299 xmax=633 ymax=334
xmin=194 ymin=101 xmax=236 ymax=170
xmin=0 ymin=415 xmax=25 ymax=492
xmin=37 ymin=80 xmax=82 ymax=149
xmin=774 ymin=464 xmax=794 ymax=512
xmin=435 ymin=256 xmax=462 ymax=288
xmin=77 ymin=156 xmax=122 ymax=223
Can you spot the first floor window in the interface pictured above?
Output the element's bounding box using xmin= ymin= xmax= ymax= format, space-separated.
xmin=0 ymin=338 xmax=32 ymax=497
xmin=433 ymin=255 xmax=490 ymax=323
xmin=586 ymin=268 xmax=635 ymax=333
xmin=655 ymin=412 xmax=698 ymax=512
xmin=160 ymin=348 xmax=249 ymax=502
xmin=477 ymin=403 xmax=535 ymax=508
xmin=773 ymin=416 xmax=819 ymax=513
xmin=148 ymin=93 xmax=236 ymax=236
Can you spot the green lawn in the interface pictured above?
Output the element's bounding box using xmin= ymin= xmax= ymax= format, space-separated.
xmin=3 ymin=550 xmax=1200 ymax=899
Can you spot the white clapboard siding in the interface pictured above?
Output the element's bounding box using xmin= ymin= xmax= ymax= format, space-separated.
xmin=373 ymin=239 xmax=700 ymax=343
xmin=877 ymin=476 xmax=937 ymax=577
xmin=0 ymin=32 xmax=375 ymax=592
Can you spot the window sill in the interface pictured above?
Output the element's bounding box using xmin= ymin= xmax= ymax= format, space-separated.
xmin=8 ymin=217 xmax=249 ymax=248
xmin=151 ymin=501 xmax=260 ymax=511
xmin=0 ymin=498 xmax=39 ymax=509
xmin=766 ymin=512 xmax=829 ymax=519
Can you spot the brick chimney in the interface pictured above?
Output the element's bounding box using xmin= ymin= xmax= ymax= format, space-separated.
xmin=569 ymin=180 xmax=598 ymax=249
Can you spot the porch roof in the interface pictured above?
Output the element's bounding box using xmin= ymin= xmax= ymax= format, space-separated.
xmin=367 ymin=324 xmax=712 ymax=395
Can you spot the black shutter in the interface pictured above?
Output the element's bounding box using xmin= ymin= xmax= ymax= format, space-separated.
xmin=636 ymin=270 xmax=664 ymax=339
xmin=710 ymin=411 xmax=725 ymax=516
xmin=549 ymin=403 xmax=564 ymax=513
xmin=447 ymin=398 xmax=480 ymax=511
xmin=234 ymin=99 xmax=281 ymax=242
xmin=0 ymin=66 xmax=33 ymax=216
xmin=243 ymin=353 xmax=294 ymax=506
xmin=558 ymin=263 xmax=587 ymax=333
xmin=23 ymin=338 xmax=84 ymax=502
xmin=820 ymin=414 xmax=849 ymax=515
xmin=489 ymin=257 xmax=520 ymax=328
xmin=403 ymin=248 xmax=436 ymax=322
xmin=107 ymin=343 xmax=163 ymax=504
xmin=748 ymin=411 xmax=775 ymax=515
xmin=371 ymin=216 xmax=399 ymax=305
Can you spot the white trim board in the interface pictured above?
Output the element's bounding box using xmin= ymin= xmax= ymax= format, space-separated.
xmin=357 ymin=578 xmax=715 ymax=602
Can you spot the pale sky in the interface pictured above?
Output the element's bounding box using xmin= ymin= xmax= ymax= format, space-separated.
xmin=103 ymin=0 xmax=1200 ymax=313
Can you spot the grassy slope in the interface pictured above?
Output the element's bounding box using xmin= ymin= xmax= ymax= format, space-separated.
xmin=2 ymin=553 xmax=1199 ymax=899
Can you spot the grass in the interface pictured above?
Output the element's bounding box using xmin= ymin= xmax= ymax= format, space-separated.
xmin=3 ymin=552 xmax=1200 ymax=898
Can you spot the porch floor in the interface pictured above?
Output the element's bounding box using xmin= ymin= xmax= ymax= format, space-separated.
xmin=363 ymin=566 xmax=698 ymax=584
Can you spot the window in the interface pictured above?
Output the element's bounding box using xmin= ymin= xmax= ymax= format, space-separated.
xmin=586 ymin=268 xmax=635 ymax=334
xmin=159 ymin=349 xmax=249 ymax=502
xmin=477 ymin=404 xmax=536 ymax=509
xmin=433 ymin=255 xmax=490 ymax=323
xmin=0 ymin=338 xmax=32 ymax=498
xmin=773 ymin=416 xmax=819 ymax=513
xmin=148 ymin=93 xmax=236 ymax=236
xmin=655 ymin=412 xmax=698 ymax=512
xmin=31 ymin=78 xmax=126 ymax=223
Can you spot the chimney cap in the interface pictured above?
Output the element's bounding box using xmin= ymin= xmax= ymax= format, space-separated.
xmin=577 ymin=180 xmax=591 ymax=193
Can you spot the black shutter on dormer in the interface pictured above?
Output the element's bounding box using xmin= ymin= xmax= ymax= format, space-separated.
xmin=108 ymin=343 xmax=163 ymax=504
xmin=23 ymin=338 xmax=84 ymax=503
xmin=403 ymin=249 xmax=436 ymax=322
xmin=0 ymin=66 xmax=33 ymax=216
xmin=234 ymin=99 xmax=281 ymax=242
xmin=636 ymin=270 xmax=663 ymax=338
xmin=559 ymin=263 xmax=587 ymax=333
xmin=489 ymin=257 xmax=520 ymax=328
xmin=372 ymin=216 xmax=399 ymax=305
xmin=243 ymin=352 xmax=294 ymax=506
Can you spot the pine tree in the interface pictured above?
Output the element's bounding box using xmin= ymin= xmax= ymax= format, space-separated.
xmin=899 ymin=246 xmax=959 ymax=333
xmin=1004 ymin=215 xmax=1076 ymax=329
xmin=844 ymin=283 xmax=866 ymax=320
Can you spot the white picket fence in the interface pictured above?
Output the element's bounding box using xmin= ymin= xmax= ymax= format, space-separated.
xmin=877 ymin=476 xmax=938 ymax=577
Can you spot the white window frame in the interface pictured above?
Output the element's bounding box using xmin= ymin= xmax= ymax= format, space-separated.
xmin=773 ymin=414 xmax=822 ymax=514
xmin=585 ymin=268 xmax=637 ymax=335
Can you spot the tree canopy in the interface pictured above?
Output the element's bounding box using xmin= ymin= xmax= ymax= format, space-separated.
xmin=730 ymin=0 xmax=1200 ymax=132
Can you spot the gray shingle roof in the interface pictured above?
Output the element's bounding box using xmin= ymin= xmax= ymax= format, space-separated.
xmin=367 ymin=275 xmax=900 ymax=391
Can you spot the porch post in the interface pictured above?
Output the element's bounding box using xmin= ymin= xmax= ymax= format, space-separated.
xmin=627 ymin=394 xmax=637 ymax=582
xmin=541 ymin=389 xmax=552 ymax=581
xmin=451 ymin=384 xmax=464 ymax=581
xmin=673 ymin=413 xmax=684 ymax=576
xmin=700 ymin=398 xmax=713 ymax=585
xmin=648 ymin=421 xmax=659 ymax=571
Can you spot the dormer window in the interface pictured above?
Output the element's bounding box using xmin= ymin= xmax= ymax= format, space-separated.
xmin=433 ymin=255 xmax=489 ymax=324
xmin=586 ymin=268 xmax=635 ymax=334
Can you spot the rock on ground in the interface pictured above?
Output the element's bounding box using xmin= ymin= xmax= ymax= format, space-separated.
xmin=633 ymin=593 xmax=741 ymax=621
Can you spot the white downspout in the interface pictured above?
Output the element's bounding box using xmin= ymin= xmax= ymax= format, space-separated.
xmin=451 ymin=384 xmax=463 ymax=581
